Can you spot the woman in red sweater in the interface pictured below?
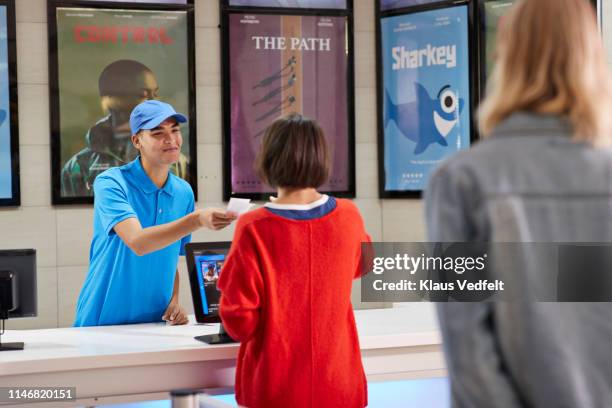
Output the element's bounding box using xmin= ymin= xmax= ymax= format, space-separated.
xmin=218 ymin=114 xmax=371 ymax=408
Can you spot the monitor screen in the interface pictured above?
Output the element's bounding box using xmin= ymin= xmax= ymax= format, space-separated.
xmin=195 ymin=253 xmax=225 ymax=316
xmin=0 ymin=249 xmax=37 ymax=319
xmin=185 ymin=242 xmax=230 ymax=323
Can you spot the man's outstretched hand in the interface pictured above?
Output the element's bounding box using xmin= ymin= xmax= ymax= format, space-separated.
xmin=197 ymin=208 xmax=238 ymax=230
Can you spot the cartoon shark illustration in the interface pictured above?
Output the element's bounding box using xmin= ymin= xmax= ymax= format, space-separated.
xmin=385 ymin=83 xmax=464 ymax=155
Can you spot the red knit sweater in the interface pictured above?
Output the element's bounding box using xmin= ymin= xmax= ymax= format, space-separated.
xmin=218 ymin=199 xmax=371 ymax=408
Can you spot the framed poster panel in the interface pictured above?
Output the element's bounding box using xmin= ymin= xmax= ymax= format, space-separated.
xmin=478 ymin=0 xmax=600 ymax=96
xmin=380 ymin=0 xmax=445 ymax=12
xmin=479 ymin=0 xmax=514 ymax=88
xmin=48 ymin=1 xmax=197 ymax=205
xmin=75 ymin=0 xmax=192 ymax=4
xmin=376 ymin=2 xmax=475 ymax=198
xmin=0 ymin=0 xmax=19 ymax=207
xmin=221 ymin=10 xmax=356 ymax=201
xmin=225 ymin=0 xmax=348 ymax=10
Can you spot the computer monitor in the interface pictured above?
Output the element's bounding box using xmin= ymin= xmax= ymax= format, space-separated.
xmin=0 ymin=249 xmax=37 ymax=351
xmin=0 ymin=249 xmax=36 ymax=319
xmin=185 ymin=242 xmax=236 ymax=344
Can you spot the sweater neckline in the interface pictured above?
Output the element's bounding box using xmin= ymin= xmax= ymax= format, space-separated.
xmin=264 ymin=194 xmax=329 ymax=211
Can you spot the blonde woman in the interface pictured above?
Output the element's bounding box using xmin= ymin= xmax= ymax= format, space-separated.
xmin=425 ymin=0 xmax=612 ymax=407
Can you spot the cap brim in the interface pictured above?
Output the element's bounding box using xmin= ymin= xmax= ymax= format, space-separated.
xmin=171 ymin=113 xmax=188 ymax=123
xmin=140 ymin=112 xmax=188 ymax=131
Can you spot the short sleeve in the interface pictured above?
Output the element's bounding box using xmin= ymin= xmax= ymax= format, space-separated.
xmin=179 ymin=190 xmax=195 ymax=256
xmin=93 ymin=174 xmax=137 ymax=236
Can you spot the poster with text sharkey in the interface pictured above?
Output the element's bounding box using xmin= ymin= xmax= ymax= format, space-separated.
xmin=381 ymin=6 xmax=471 ymax=193
xmin=228 ymin=13 xmax=350 ymax=196
xmin=53 ymin=7 xmax=193 ymax=204
xmin=0 ymin=5 xmax=12 ymax=201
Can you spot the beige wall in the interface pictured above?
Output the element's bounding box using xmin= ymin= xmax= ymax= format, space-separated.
xmin=6 ymin=0 xmax=609 ymax=330
xmin=2 ymin=0 xmax=430 ymax=329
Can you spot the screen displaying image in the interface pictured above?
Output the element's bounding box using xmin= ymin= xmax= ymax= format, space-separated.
xmin=226 ymin=13 xmax=351 ymax=198
xmin=229 ymin=0 xmax=346 ymax=9
xmin=52 ymin=6 xmax=194 ymax=204
xmin=381 ymin=5 xmax=471 ymax=193
xmin=380 ymin=0 xmax=442 ymax=12
xmin=194 ymin=254 xmax=225 ymax=315
xmin=0 ymin=5 xmax=12 ymax=201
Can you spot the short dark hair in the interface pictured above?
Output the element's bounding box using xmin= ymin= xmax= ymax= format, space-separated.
xmin=256 ymin=113 xmax=330 ymax=189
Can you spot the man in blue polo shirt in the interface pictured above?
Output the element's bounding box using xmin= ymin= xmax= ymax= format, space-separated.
xmin=74 ymin=100 xmax=237 ymax=327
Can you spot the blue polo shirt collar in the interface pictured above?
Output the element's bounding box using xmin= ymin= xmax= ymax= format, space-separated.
xmin=126 ymin=157 xmax=174 ymax=197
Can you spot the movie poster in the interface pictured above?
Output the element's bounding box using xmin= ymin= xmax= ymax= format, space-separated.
xmin=482 ymin=0 xmax=597 ymax=82
xmin=482 ymin=0 xmax=514 ymax=80
xmin=51 ymin=6 xmax=194 ymax=204
xmin=78 ymin=0 xmax=189 ymax=3
xmin=229 ymin=0 xmax=346 ymax=9
xmin=227 ymin=13 xmax=351 ymax=197
xmin=0 ymin=5 xmax=11 ymax=200
xmin=0 ymin=2 xmax=16 ymax=205
xmin=380 ymin=0 xmax=442 ymax=12
xmin=381 ymin=5 xmax=471 ymax=193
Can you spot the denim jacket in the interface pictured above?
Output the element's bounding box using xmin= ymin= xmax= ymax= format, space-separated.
xmin=425 ymin=112 xmax=612 ymax=408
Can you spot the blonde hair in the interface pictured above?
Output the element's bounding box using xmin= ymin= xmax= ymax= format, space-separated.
xmin=478 ymin=0 xmax=612 ymax=145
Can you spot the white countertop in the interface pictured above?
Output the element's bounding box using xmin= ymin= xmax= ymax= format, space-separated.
xmin=0 ymin=308 xmax=441 ymax=377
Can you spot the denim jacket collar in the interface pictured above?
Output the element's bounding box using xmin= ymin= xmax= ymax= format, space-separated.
xmin=492 ymin=112 xmax=573 ymax=137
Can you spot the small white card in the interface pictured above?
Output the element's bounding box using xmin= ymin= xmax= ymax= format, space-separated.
xmin=227 ymin=198 xmax=253 ymax=216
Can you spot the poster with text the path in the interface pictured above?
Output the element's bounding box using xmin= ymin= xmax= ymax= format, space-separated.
xmin=227 ymin=13 xmax=351 ymax=197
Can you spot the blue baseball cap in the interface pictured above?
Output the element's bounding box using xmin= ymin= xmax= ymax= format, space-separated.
xmin=129 ymin=100 xmax=187 ymax=135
